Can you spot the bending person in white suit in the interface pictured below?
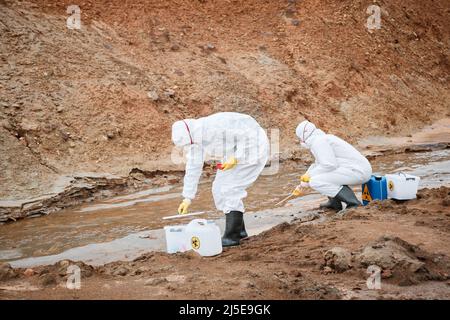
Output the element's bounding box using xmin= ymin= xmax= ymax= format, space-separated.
xmin=295 ymin=120 xmax=372 ymax=211
xmin=171 ymin=112 xmax=269 ymax=246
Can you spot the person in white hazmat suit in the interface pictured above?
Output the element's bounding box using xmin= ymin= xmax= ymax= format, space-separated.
xmin=294 ymin=120 xmax=372 ymax=211
xmin=171 ymin=112 xmax=269 ymax=247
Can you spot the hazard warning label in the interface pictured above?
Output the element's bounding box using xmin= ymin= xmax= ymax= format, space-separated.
xmin=388 ymin=180 xmax=394 ymax=191
xmin=362 ymin=184 xmax=372 ymax=202
xmin=191 ymin=236 xmax=200 ymax=250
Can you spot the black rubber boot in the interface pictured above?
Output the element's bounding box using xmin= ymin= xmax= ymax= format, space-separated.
xmin=222 ymin=211 xmax=243 ymax=247
xmin=240 ymin=219 xmax=248 ymax=239
xmin=335 ymin=186 xmax=361 ymax=209
xmin=319 ymin=197 xmax=343 ymax=211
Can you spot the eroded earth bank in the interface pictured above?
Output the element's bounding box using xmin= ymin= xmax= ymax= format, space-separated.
xmin=1 ymin=0 xmax=450 ymax=299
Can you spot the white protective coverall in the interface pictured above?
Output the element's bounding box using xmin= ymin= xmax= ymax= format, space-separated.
xmin=296 ymin=120 xmax=372 ymax=197
xmin=172 ymin=112 xmax=269 ymax=213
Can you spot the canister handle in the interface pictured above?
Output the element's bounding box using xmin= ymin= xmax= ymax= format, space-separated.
xmin=397 ymin=172 xmax=416 ymax=181
xmin=188 ymin=219 xmax=208 ymax=227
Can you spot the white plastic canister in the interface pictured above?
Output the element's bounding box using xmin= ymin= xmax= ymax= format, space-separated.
xmin=184 ymin=219 xmax=222 ymax=257
xmin=385 ymin=173 xmax=420 ymax=200
xmin=164 ymin=225 xmax=188 ymax=254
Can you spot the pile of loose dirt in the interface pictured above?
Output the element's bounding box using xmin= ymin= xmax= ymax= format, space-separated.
xmin=354 ymin=235 xmax=449 ymax=286
xmin=343 ymin=187 xmax=450 ymax=233
xmin=1 ymin=0 xmax=449 ymax=205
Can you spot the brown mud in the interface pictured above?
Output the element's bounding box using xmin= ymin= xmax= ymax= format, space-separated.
xmin=1 ymin=120 xmax=449 ymax=223
xmin=1 ymin=0 xmax=449 ymax=208
xmin=0 ymin=143 xmax=448 ymax=268
xmin=1 ymin=187 xmax=449 ymax=300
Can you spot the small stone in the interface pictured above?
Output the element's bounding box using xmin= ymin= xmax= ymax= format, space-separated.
xmin=144 ymin=277 xmax=168 ymax=286
xmin=20 ymin=119 xmax=39 ymax=131
xmin=147 ymin=90 xmax=159 ymax=101
xmin=39 ymin=274 xmax=56 ymax=286
xmin=163 ymin=89 xmax=175 ymax=98
xmin=58 ymin=267 xmax=67 ymax=277
xmin=174 ymin=69 xmax=184 ymax=76
xmin=0 ymin=262 xmax=11 ymax=269
xmin=382 ymin=269 xmax=393 ymax=279
xmin=135 ymin=266 xmax=151 ymax=275
xmin=112 ymin=267 xmax=129 ymax=276
xmin=60 ymin=131 xmax=71 ymax=141
xmin=442 ymin=196 xmax=450 ymax=207
xmin=1 ymin=120 xmax=12 ymax=131
xmin=82 ymin=268 xmax=93 ymax=278
xmin=291 ymin=19 xmax=300 ymax=26
xmin=39 ymin=268 xmax=50 ymax=275
xmin=170 ymin=44 xmax=180 ymax=51
xmin=106 ymin=131 xmax=115 ymax=139
xmin=324 ymin=247 xmax=352 ymax=272
xmin=59 ymin=260 xmax=71 ymax=268
xmin=24 ymin=268 xmax=35 ymax=277
xmin=323 ymin=266 xmax=333 ymax=274
xmin=0 ymin=263 xmax=15 ymax=280
xmin=292 ymin=271 xmax=303 ymax=278
xmin=204 ymin=43 xmax=215 ymax=51
xmin=167 ymin=176 xmax=180 ymax=184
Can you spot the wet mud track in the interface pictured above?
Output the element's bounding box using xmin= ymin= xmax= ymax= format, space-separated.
xmin=1 ymin=186 xmax=449 ymax=300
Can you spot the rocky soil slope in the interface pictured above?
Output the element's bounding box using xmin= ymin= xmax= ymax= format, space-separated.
xmin=1 ymin=0 xmax=449 ymax=204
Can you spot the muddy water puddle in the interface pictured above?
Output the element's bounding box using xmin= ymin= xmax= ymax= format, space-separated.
xmin=1 ymin=148 xmax=449 ymax=267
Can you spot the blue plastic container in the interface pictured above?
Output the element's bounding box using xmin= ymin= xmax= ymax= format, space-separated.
xmin=361 ymin=175 xmax=388 ymax=205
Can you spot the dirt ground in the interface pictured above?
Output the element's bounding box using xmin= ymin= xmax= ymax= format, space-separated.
xmin=1 ymin=186 xmax=449 ymax=300
xmin=1 ymin=0 xmax=449 ymax=206
xmin=1 ymin=0 xmax=449 ymax=300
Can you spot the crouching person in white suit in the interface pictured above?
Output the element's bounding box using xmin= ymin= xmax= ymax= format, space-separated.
xmin=295 ymin=120 xmax=372 ymax=211
xmin=171 ymin=112 xmax=269 ymax=247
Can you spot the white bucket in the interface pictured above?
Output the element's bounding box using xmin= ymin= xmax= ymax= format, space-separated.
xmin=385 ymin=172 xmax=420 ymax=200
xmin=164 ymin=225 xmax=189 ymax=254
xmin=185 ymin=219 xmax=222 ymax=257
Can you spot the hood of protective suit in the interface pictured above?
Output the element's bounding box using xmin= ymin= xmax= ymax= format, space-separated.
xmin=295 ymin=120 xmax=325 ymax=149
xmin=171 ymin=119 xmax=202 ymax=147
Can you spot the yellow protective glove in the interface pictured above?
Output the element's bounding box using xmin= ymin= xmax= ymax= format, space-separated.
xmin=177 ymin=198 xmax=191 ymax=214
xmin=300 ymin=173 xmax=310 ymax=183
xmin=221 ymin=156 xmax=238 ymax=171
xmin=292 ymin=186 xmax=304 ymax=197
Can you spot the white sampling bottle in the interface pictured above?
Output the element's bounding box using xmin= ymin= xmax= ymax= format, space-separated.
xmin=184 ymin=219 xmax=222 ymax=256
